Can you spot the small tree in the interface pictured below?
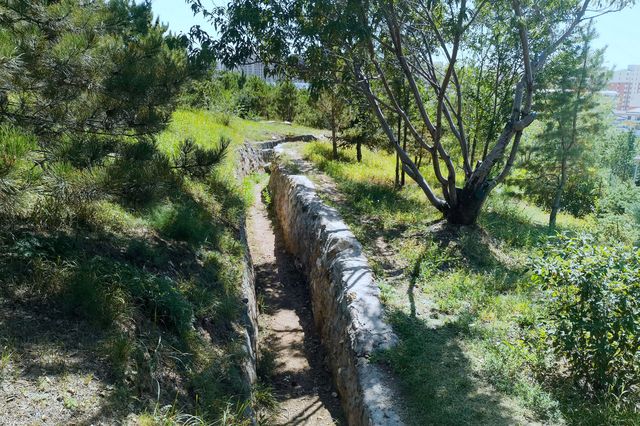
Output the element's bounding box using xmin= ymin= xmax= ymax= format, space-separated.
xmin=521 ymin=24 xmax=609 ymax=227
xmin=236 ymin=75 xmax=273 ymax=118
xmin=342 ymin=91 xmax=384 ymax=163
xmin=609 ymin=131 xmax=638 ymax=182
xmin=316 ymin=88 xmax=350 ymax=159
xmin=275 ymin=79 xmax=298 ymax=122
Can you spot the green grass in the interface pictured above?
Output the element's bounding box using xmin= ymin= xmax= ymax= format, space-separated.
xmin=303 ymin=141 xmax=637 ymax=425
xmin=0 ymin=109 xmax=310 ymax=424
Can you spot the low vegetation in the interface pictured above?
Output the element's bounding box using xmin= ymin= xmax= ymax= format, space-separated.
xmin=2 ymin=0 xmax=639 ymax=424
xmin=303 ymin=141 xmax=640 ymax=425
xmin=0 ymin=107 xmax=315 ymax=424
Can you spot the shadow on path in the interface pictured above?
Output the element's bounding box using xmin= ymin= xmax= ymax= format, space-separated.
xmin=247 ymin=179 xmax=344 ymax=425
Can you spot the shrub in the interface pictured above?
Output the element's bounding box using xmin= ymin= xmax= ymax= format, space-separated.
xmin=532 ymin=234 xmax=640 ymax=402
xmin=236 ymin=76 xmax=273 ymax=119
xmin=594 ymin=180 xmax=640 ymax=245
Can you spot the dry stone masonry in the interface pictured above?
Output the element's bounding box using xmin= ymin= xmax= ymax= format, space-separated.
xmin=268 ymin=161 xmax=404 ymax=426
xmin=233 ymin=135 xmax=318 ymax=399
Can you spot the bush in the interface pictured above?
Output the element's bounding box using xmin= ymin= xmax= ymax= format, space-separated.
xmin=236 ymin=76 xmax=273 ymax=119
xmin=594 ymin=180 xmax=640 ymax=245
xmin=532 ymin=234 xmax=640 ymax=402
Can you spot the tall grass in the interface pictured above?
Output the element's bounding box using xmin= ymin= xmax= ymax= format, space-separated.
xmin=0 ymin=109 xmax=318 ymax=423
xmin=303 ymin=141 xmax=636 ymax=425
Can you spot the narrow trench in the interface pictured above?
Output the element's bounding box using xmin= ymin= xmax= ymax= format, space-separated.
xmin=247 ymin=177 xmax=345 ymax=425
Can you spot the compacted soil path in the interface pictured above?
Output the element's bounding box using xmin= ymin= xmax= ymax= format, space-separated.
xmin=246 ymin=177 xmax=344 ymax=425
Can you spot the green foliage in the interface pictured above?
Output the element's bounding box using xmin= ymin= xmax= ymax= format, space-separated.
xmin=173 ymin=137 xmax=230 ymax=179
xmin=341 ymin=92 xmax=385 ymax=160
xmin=0 ymin=0 xmax=188 ymax=140
xmin=178 ymin=71 xmax=244 ymax=125
xmin=294 ymin=89 xmax=324 ymax=128
xmin=523 ymin=169 xmax=600 ymax=218
xmin=0 ymin=124 xmax=35 ymax=214
xmin=236 ymin=76 xmax=274 ymax=119
xmin=0 ymin=0 xmax=190 ymax=221
xmin=103 ymin=139 xmax=177 ymax=206
xmin=275 ymin=79 xmax=298 ymax=122
xmin=533 ymin=235 xmax=640 ymax=402
xmin=0 ymin=125 xmax=35 ymax=177
xmin=608 ymin=131 xmax=637 ymax=182
xmin=594 ymin=179 xmax=640 ymax=244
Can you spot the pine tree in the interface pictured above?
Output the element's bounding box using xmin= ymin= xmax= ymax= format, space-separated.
xmin=0 ymin=0 xmax=189 ymax=146
xmin=275 ymin=79 xmax=298 ymax=122
xmin=521 ymin=24 xmax=609 ymax=227
xmin=609 ymin=131 xmax=637 ymax=182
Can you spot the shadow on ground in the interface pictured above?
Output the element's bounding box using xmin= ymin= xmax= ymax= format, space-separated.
xmin=381 ymin=310 xmax=532 ymax=426
xmin=251 ymin=179 xmax=345 ymax=425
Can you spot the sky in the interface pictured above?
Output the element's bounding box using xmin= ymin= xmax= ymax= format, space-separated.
xmin=151 ymin=0 xmax=640 ymax=70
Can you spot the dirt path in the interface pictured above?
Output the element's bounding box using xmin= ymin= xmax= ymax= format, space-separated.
xmin=246 ymin=177 xmax=344 ymax=425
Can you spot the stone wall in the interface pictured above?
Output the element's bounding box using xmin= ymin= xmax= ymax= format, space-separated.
xmin=236 ymin=135 xmax=318 ymax=180
xmin=234 ymin=143 xmax=261 ymax=411
xmin=233 ymin=135 xmax=318 ymax=399
xmin=268 ymin=163 xmax=404 ymax=426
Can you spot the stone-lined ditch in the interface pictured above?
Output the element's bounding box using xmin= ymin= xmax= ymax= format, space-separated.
xmin=237 ymin=137 xmax=404 ymax=425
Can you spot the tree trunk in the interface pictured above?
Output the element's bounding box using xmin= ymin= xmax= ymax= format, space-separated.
xmin=401 ymin=117 xmax=407 ymax=186
xmin=549 ymin=157 xmax=568 ymax=228
xmin=396 ymin=112 xmax=402 ymax=188
xmin=356 ymin=139 xmax=362 ymax=162
xmin=331 ymin=107 xmax=338 ymax=159
xmin=444 ymin=187 xmax=488 ymax=225
xmin=395 ymin=111 xmax=404 ymax=189
xmin=395 ymin=152 xmax=400 ymax=187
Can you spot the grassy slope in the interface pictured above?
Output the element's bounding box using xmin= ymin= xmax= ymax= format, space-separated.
xmin=0 ymin=109 xmax=317 ymax=425
xmin=303 ymin=141 xmax=637 ymax=426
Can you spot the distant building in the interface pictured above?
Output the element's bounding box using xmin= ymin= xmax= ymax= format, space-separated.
xmin=216 ymin=57 xmax=307 ymax=88
xmin=608 ymin=65 xmax=640 ymax=111
xmin=217 ymin=59 xmax=278 ymax=84
xmin=613 ymin=107 xmax=640 ymax=137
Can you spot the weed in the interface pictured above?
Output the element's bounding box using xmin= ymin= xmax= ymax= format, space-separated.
xmin=0 ymin=345 xmax=12 ymax=370
xmin=257 ymin=349 xmax=277 ymax=382
xmin=260 ymin=184 xmax=271 ymax=208
xmin=63 ymin=396 xmax=79 ymax=410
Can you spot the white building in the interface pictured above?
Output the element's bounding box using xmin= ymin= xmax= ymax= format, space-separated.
xmin=217 ymin=59 xmax=278 ymax=84
xmin=609 ymin=65 xmax=640 ymax=111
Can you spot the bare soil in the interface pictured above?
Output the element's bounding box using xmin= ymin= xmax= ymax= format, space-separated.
xmin=246 ymin=177 xmax=344 ymax=425
xmin=0 ymin=302 xmax=119 ymax=426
